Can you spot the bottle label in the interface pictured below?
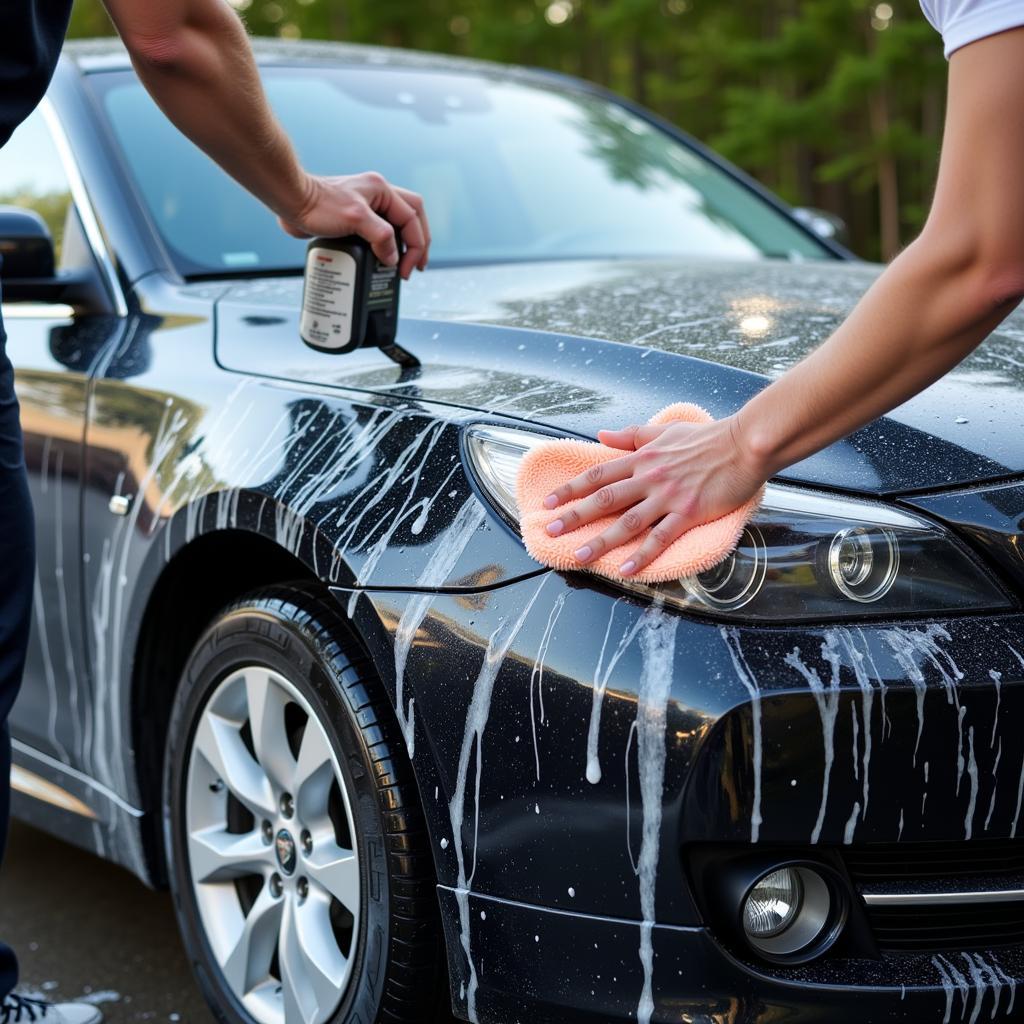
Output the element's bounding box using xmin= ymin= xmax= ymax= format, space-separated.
xmin=300 ymin=246 xmax=357 ymax=349
xmin=366 ymin=260 xmax=397 ymax=312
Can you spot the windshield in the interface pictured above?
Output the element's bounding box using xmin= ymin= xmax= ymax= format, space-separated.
xmin=91 ymin=65 xmax=829 ymax=276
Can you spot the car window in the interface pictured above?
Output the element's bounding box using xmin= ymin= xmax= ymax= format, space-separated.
xmin=91 ymin=67 xmax=830 ymax=276
xmin=0 ymin=108 xmax=73 ymax=265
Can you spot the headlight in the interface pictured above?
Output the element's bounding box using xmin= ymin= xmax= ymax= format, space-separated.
xmin=464 ymin=424 xmax=1012 ymax=622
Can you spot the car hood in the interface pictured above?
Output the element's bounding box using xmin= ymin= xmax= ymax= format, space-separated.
xmin=214 ymin=258 xmax=1024 ymax=496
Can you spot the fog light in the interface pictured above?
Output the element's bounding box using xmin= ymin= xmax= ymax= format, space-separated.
xmin=741 ymin=865 xmax=840 ymax=961
xmin=827 ymin=526 xmax=898 ymax=603
xmin=743 ymin=867 xmax=802 ymax=939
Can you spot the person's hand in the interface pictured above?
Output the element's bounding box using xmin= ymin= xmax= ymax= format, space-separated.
xmin=543 ymin=416 xmax=767 ymax=577
xmin=279 ymin=171 xmax=431 ymax=280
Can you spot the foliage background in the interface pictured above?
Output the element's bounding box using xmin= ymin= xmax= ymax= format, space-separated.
xmin=68 ymin=0 xmax=948 ymax=262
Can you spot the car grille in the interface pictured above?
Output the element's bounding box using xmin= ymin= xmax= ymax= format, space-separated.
xmin=844 ymin=839 xmax=1024 ymax=881
xmin=866 ymin=902 xmax=1024 ymax=952
xmin=843 ymin=840 xmax=1024 ymax=953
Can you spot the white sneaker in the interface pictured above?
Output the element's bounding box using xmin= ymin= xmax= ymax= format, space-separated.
xmin=1 ymin=995 xmax=102 ymax=1024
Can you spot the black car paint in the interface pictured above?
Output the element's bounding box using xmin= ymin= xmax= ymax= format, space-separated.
xmin=6 ymin=40 xmax=1024 ymax=1024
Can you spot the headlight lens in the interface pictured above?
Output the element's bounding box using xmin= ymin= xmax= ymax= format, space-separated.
xmin=464 ymin=425 xmax=1012 ymax=622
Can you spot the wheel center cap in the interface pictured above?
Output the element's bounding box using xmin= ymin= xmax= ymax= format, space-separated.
xmin=275 ymin=829 xmax=297 ymax=875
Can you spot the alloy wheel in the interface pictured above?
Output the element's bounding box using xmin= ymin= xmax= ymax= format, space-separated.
xmin=185 ymin=665 xmax=360 ymax=1024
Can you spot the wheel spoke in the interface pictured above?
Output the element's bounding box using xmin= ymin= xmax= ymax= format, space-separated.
xmin=279 ymin=901 xmax=315 ymax=1024
xmin=295 ymin=896 xmax=349 ymax=1017
xmin=193 ymin=711 xmax=275 ymax=818
xmin=188 ymin=827 xmax=273 ymax=884
xmin=305 ymin=842 xmax=360 ymax=914
xmin=279 ymin=898 xmax=347 ymax=1024
xmin=220 ymin=884 xmax=283 ymax=998
xmin=245 ymin=669 xmax=298 ymax=793
xmin=294 ymin=721 xmax=335 ymax=824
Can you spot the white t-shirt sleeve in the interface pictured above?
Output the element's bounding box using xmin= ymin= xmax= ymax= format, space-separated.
xmin=919 ymin=0 xmax=1024 ymax=58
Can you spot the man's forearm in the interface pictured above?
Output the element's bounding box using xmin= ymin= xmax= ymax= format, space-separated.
xmin=107 ymin=0 xmax=311 ymax=222
xmin=101 ymin=0 xmax=430 ymax=273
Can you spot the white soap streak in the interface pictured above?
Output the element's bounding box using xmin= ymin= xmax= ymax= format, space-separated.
xmin=101 ymin=406 xmax=186 ymax=794
xmin=933 ymin=954 xmax=970 ymax=1023
xmin=586 ymin=600 xmax=644 ymax=785
xmin=984 ymin=738 xmax=1001 ymax=832
xmin=1006 ymin=649 xmax=1024 ymax=839
xmin=857 ymin=626 xmax=889 ymax=737
xmin=851 ymin=703 xmax=860 ymax=781
xmin=1013 ymin=753 xmax=1024 ymax=840
xmin=922 ymin=760 xmax=930 ymax=818
xmin=843 ymin=801 xmax=860 ymax=845
xmin=989 ymin=669 xmax=1002 ymax=749
xmin=832 ymin=629 xmax=875 ymax=818
xmin=882 ymin=625 xmax=963 ymax=767
xmin=964 ymin=726 xmax=979 ymax=840
xmin=345 ymin=421 xmax=456 ymax=610
xmin=897 ymin=807 xmax=904 ymax=840
xmin=989 ymin=957 xmax=1016 ymax=1015
xmin=1004 ymin=643 xmax=1024 ymax=678
xmin=88 ymin=528 xmax=122 ymax=790
xmin=332 ymin=414 xmax=446 ymax=558
xmin=392 ymin=499 xmax=487 ymax=759
xmin=409 ymin=463 xmax=462 ymax=537
xmin=633 ymin=605 xmax=679 ymax=1024
xmin=961 ymin=951 xmax=997 ymax=1024
xmin=971 ymin=953 xmax=1003 ymax=1021
xmin=448 ymin=578 xmax=548 ymax=1024
xmin=720 ymin=627 xmax=763 ymax=842
xmin=956 ymin=706 xmax=968 ymax=797
xmin=39 ymin=435 xmax=51 ymax=494
xmin=883 ymin=630 xmax=926 ymax=762
xmin=32 ymin=576 xmax=67 ymax=761
xmin=931 ymin=955 xmax=957 ymax=1024
xmin=529 ymin=592 xmax=568 ymax=782
xmin=785 ymin=641 xmax=842 ymax=844
xmin=52 ymin=448 xmax=83 ymax=760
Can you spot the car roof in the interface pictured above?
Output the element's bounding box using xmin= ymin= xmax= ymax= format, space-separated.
xmin=64 ymin=36 xmax=545 ymax=83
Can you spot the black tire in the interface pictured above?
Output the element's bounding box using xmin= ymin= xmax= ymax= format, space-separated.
xmin=163 ymin=583 xmax=453 ymax=1024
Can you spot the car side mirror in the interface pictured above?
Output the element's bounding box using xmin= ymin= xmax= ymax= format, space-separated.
xmin=0 ymin=206 xmax=55 ymax=279
xmin=792 ymin=206 xmax=850 ymax=248
xmin=0 ymin=205 xmax=104 ymax=309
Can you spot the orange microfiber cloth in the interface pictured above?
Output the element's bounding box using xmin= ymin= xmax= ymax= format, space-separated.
xmin=516 ymin=403 xmax=765 ymax=585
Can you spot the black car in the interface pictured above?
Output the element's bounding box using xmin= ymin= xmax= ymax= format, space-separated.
xmin=3 ymin=37 xmax=1023 ymax=1024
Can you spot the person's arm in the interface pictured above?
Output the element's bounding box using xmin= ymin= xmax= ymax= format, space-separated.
xmin=100 ymin=0 xmax=430 ymax=277
xmin=545 ymin=26 xmax=1024 ymax=577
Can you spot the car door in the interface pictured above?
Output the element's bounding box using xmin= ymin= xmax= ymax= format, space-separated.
xmin=0 ymin=103 xmax=125 ymax=766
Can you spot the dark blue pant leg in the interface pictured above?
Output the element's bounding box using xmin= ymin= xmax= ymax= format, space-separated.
xmin=0 ymin=333 xmax=36 ymax=1001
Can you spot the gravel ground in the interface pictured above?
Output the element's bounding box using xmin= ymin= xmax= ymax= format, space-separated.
xmin=0 ymin=820 xmax=212 ymax=1022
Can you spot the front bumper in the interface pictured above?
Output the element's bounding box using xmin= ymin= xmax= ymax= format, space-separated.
xmin=438 ymin=887 xmax=1021 ymax=1023
xmin=344 ymin=569 xmax=1024 ymax=1021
